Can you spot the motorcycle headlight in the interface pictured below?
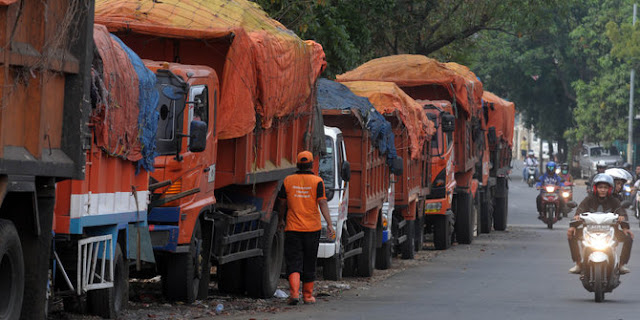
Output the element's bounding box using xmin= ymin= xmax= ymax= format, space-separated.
xmin=545 ymin=186 xmax=555 ymax=193
xmin=562 ymin=192 xmax=570 ymax=198
xmin=583 ymin=229 xmax=615 ymax=251
xmin=624 ymin=185 xmax=631 ymax=192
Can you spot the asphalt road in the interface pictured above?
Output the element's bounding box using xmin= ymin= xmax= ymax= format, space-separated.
xmin=235 ymin=164 xmax=640 ymax=320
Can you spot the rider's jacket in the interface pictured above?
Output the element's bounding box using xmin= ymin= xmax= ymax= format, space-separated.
xmin=536 ymin=173 xmax=564 ymax=188
xmin=524 ymin=158 xmax=538 ymax=166
xmin=574 ymin=194 xmax=627 ymax=219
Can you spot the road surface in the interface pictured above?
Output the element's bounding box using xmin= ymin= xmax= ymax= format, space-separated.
xmin=234 ymin=166 xmax=640 ymax=320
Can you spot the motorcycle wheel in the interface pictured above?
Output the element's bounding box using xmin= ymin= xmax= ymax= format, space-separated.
xmin=594 ymin=263 xmax=605 ymax=302
xmin=546 ymin=205 xmax=554 ymax=229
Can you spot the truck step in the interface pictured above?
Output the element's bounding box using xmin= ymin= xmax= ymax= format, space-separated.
xmin=347 ymin=231 xmax=365 ymax=245
xmin=216 ymin=248 xmax=263 ymax=265
xmin=343 ymin=247 xmax=363 ymax=260
xmin=221 ymin=229 xmax=264 ymax=245
xmin=395 ymin=235 xmax=407 ymax=245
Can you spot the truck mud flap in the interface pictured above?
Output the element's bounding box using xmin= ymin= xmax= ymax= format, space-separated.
xmin=209 ymin=204 xmax=265 ymax=265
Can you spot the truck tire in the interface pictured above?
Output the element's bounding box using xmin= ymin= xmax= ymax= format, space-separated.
xmin=414 ymin=213 xmax=424 ymax=252
xmin=0 ymin=219 xmax=24 ymax=320
xmin=246 ymin=212 xmax=284 ymax=298
xmin=217 ymin=260 xmax=245 ymax=294
xmin=433 ymin=214 xmax=452 ymax=250
xmin=479 ymin=189 xmax=493 ymax=234
xmin=400 ymin=219 xmax=415 ymax=259
xmin=455 ymin=192 xmax=474 ymax=244
xmin=88 ymin=244 xmax=128 ymax=319
xmin=356 ymin=228 xmax=376 ymax=277
xmin=494 ymin=179 xmax=509 ymax=231
xmin=375 ymin=241 xmax=392 ymax=270
xmin=163 ymin=220 xmax=205 ymax=303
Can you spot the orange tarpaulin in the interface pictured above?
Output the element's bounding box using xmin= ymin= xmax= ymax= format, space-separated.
xmin=95 ymin=0 xmax=326 ymax=140
xmin=341 ymin=81 xmax=435 ymax=159
xmin=482 ymin=91 xmax=515 ymax=147
xmin=336 ymin=55 xmax=477 ymax=118
xmin=443 ymin=62 xmax=484 ymax=119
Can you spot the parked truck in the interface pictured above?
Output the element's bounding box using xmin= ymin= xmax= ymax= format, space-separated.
xmin=316 ymin=79 xmax=403 ymax=280
xmin=337 ymin=55 xmax=489 ymax=250
xmin=480 ymin=91 xmax=515 ymax=232
xmin=339 ymin=80 xmax=434 ymax=260
xmin=50 ymin=25 xmax=158 ymax=318
xmin=0 ymin=1 xmax=94 ymax=319
xmin=95 ymin=0 xmax=326 ymax=301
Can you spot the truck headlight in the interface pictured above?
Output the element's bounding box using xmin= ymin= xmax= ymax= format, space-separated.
xmin=425 ymin=202 xmax=442 ymax=213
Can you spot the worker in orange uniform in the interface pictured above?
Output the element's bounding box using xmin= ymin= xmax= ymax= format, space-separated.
xmin=278 ymin=151 xmax=335 ymax=305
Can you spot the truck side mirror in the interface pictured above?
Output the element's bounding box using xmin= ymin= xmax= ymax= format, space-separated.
xmin=441 ymin=114 xmax=455 ymax=132
xmin=341 ymin=161 xmax=351 ymax=182
xmin=390 ymin=156 xmax=404 ymax=176
xmin=189 ymin=120 xmax=207 ymax=152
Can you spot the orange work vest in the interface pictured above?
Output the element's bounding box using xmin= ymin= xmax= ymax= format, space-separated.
xmin=281 ymin=172 xmax=326 ymax=232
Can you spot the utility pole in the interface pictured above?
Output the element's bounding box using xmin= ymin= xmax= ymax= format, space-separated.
xmin=628 ymin=3 xmax=637 ymax=164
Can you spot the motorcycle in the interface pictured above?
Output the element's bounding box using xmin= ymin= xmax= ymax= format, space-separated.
xmin=560 ymin=182 xmax=574 ymax=218
xmin=539 ymin=185 xmax=562 ymax=229
xmin=526 ymin=166 xmax=537 ymax=187
xmin=570 ymin=212 xmax=630 ymax=302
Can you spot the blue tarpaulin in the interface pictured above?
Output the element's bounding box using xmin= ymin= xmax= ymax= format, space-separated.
xmin=111 ymin=35 xmax=160 ymax=173
xmin=317 ymin=78 xmax=399 ymax=171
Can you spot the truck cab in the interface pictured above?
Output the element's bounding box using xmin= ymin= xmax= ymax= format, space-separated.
xmin=318 ymin=126 xmax=352 ymax=279
xmin=421 ymin=101 xmax=457 ymax=249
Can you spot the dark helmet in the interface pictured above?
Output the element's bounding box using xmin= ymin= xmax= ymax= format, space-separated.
xmin=561 ymin=163 xmax=569 ymax=174
xmin=546 ymin=161 xmax=557 ymax=174
xmin=623 ymin=162 xmax=632 ymax=171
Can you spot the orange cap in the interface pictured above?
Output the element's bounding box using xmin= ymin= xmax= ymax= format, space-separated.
xmin=297 ymin=151 xmax=313 ymax=164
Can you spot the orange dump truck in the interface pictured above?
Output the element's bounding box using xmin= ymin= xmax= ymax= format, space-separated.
xmin=338 ymin=55 xmax=488 ymax=250
xmin=95 ymin=0 xmax=325 ymax=301
xmin=340 ymin=81 xmax=434 ymax=259
xmin=0 ymin=1 xmax=94 ymax=319
xmin=481 ymin=91 xmax=515 ymax=231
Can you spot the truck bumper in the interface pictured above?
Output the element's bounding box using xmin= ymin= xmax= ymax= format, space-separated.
xmin=317 ymin=242 xmax=337 ymax=258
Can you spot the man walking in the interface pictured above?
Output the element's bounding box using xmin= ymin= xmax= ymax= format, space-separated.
xmin=278 ymin=151 xmax=335 ymax=305
xmin=520 ymin=136 xmax=529 ymax=160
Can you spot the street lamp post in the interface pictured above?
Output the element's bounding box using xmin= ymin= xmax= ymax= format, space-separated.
xmin=628 ymin=3 xmax=637 ymax=164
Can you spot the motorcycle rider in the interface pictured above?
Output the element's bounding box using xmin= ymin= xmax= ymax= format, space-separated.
xmin=567 ymin=174 xmax=634 ymax=274
xmin=605 ymin=168 xmax=633 ymax=201
xmin=523 ymin=151 xmax=539 ymax=182
xmin=536 ymin=161 xmax=565 ymax=219
xmin=559 ymin=163 xmax=573 ymax=183
xmin=587 ymin=161 xmax=608 ymax=193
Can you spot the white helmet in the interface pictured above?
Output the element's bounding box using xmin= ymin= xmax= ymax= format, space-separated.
xmin=604 ymin=168 xmax=632 ymax=183
xmin=596 ymin=160 xmax=607 ymax=169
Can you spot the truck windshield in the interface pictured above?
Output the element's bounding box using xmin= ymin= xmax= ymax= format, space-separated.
xmin=319 ymin=136 xmax=336 ymax=201
xmin=431 ymin=129 xmax=443 ymax=156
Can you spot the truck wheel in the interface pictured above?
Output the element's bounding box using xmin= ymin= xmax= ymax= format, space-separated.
xmin=163 ymin=220 xmax=205 ymax=303
xmin=480 ymin=190 xmax=493 ymax=234
xmin=400 ymin=219 xmax=415 ymax=259
xmin=356 ymin=228 xmax=376 ymax=277
xmin=455 ymin=192 xmax=474 ymax=244
xmin=375 ymin=241 xmax=392 ymax=270
xmin=246 ymin=212 xmax=284 ymax=298
xmin=0 ymin=219 xmax=24 ymax=320
xmin=433 ymin=214 xmax=452 ymax=250
xmin=88 ymin=244 xmax=128 ymax=319
xmin=414 ymin=213 xmax=424 ymax=252
xmin=217 ymin=260 xmax=245 ymax=294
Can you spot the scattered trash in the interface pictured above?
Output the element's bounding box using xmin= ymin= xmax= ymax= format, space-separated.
xmin=215 ymin=303 xmax=224 ymax=315
xmin=273 ymin=289 xmax=289 ymax=299
xmin=329 ymin=283 xmax=351 ymax=290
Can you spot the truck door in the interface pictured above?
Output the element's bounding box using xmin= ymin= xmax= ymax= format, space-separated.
xmin=187 ymin=84 xmax=216 ymax=194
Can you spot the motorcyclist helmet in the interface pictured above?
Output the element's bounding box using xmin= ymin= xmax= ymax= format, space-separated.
xmin=592 ymin=173 xmax=614 ymax=196
xmin=596 ymin=160 xmax=607 ymax=169
xmin=561 ymin=163 xmax=569 ymax=174
xmin=604 ymin=168 xmax=632 ymax=183
xmin=623 ymin=162 xmax=632 ymax=171
xmin=546 ymin=161 xmax=557 ymax=174
xmin=528 ymin=151 xmax=535 ymax=157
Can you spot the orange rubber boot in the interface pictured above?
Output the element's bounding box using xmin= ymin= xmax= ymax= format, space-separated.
xmin=288 ymin=273 xmax=300 ymax=305
xmin=303 ymin=282 xmax=316 ymax=304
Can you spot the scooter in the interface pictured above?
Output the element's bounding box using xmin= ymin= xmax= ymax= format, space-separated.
xmin=526 ymin=166 xmax=537 ymax=188
xmin=570 ymin=212 xmax=629 ymax=302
